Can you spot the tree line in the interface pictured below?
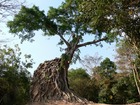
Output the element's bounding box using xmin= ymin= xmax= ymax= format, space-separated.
xmin=0 ymin=40 xmax=140 ymax=104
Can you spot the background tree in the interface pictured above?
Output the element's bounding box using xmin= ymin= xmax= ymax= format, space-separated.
xmin=90 ymin=57 xmax=139 ymax=104
xmin=99 ymin=58 xmax=117 ymax=78
xmin=115 ymin=38 xmax=140 ymax=96
xmin=79 ymin=0 xmax=140 ymax=55
xmin=94 ymin=58 xmax=117 ymax=103
xmin=68 ymin=58 xmax=139 ymax=104
xmin=68 ymin=68 xmax=90 ymax=80
xmin=7 ymin=0 xmax=112 ymax=102
xmin=0 ymin=0 xmax=25 ymax=43
xmin=72 ymin=54 xmax=131 ymax=104
xmin=80 ymin=53 xmax=102 ymax=75
xmin=111 ymin=75 xmax=139 ymax=104
xmin=68 ymin=68 xmax=99 ymax=102
xmin=0 ymin=0 xmax=25 ymax=22
xmin=0 ymin=45 xmax=33 ymax=105
xmin=79 ymin=0 xmax=140 ymax=100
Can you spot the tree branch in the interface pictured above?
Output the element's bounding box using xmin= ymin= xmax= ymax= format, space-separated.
xmin=76 ymin=37 xmax=108 ymax=48
xmin=58 ymin=33 xmax=70 ymax=47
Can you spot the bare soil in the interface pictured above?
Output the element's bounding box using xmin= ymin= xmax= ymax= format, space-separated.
xmin=27 ymin=101 xmax=140 ymax=105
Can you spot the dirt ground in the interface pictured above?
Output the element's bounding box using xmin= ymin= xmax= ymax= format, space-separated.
xmin=27 ymin=101 xmax=140 ymax=105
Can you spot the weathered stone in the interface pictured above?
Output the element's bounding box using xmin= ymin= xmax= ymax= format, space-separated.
xmin=30 ymin=58 xmax=61 ymax=102
xmin=29 ymin=57 xmax=88 ymax=105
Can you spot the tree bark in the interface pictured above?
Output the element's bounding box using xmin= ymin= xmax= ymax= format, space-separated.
xmin=132 ymin=64 xmax=140 ymax=96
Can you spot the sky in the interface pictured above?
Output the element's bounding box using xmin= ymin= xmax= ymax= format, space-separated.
xmin=0 ymin=0 xmax=116 ymax=74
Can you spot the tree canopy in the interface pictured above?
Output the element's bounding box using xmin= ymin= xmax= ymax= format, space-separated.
xmin=79 ymin=0 xmax=140 ymax=49
xmin=7 ymin=0 xmax=109 ymax=47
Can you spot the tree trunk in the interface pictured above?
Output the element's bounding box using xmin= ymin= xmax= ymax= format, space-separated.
xmin=30 ymin=58 xmax=86 ymax=103
xmin=132 ymin=64 xmax=140 ymax=96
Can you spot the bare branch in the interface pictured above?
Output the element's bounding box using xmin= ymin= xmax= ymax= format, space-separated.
xmin=0 ymin=0 xmax=25 ymax=22
xmin=80 ymin=53 xmax=102 ymax=71
xmin=76 ymin=37 xmax=108 ymax=48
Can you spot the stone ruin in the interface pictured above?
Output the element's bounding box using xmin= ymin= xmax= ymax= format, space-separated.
xmin=29 ymin=58 xmax=88 ymax=105
xmin=30 ymin=58 xmax=61 ymax=102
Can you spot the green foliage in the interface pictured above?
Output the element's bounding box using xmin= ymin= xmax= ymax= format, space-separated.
xmin=96 ymin=58 xmax=140 ymax=104
xmin=92 ymin=58 xmax=117 ymax=79
xmin=7 ymin=0 xmax=111 ymax=66
xmin=7 ymin=5 xmax=57 ymax=42
xmin=7 ymin=0 xmax=108 ymax=46
xmin=68 ymin=68 xmax=90 ymax=80
xmin=98 ymin=82 xmax=114 ymax=104
xmin=79 ymin=0 xmax=140 ymax=44
xmin=0 ymin=45 xmax=33 ymax=105
xmin=99 ymin=58 xmax=117 ymax=78
xmin=68 ymin=57 xmax=140 ymax=104
xmin=61 ymin=54 xmax=70 ymax=63
xmin=92 ymin=58 xmax=117 ymax=103
xmin=111 ymin=74 xmax=139 ymax=104
xmin=68 ymin=68 xmax=99 ymax=102
xmin=47 ymin=0 xmax=87 ymax=35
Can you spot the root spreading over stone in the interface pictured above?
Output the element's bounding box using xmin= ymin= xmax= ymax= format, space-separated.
xmin=30 ymin=58 xmax=87 ymax=104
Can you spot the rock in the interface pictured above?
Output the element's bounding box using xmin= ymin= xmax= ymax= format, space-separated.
xmin=30 ymin=58 xmax=61 ymax=102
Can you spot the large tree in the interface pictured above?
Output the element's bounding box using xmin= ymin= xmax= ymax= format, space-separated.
xmin=79 ymin=0 xmax=140 ymax=52
xmin=7 ymin=0 xmax=112 ymax=102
